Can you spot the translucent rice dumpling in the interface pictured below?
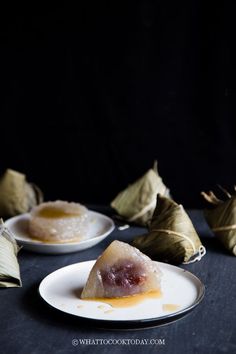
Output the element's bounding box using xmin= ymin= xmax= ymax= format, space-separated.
xmin=29 ymin=201 xmax=89 ymax=243
xmin=132 ymin=195 xmax=206 ymax=264
xmin=111 ymin=161 xmax=170 ymax=226
xmin=81 ymin=240 xmax=162 ymax=299
xmin=201 ymin=187 xmax=236 ymax=256
xmin=0 ymin=169 xmax=43 ymax=218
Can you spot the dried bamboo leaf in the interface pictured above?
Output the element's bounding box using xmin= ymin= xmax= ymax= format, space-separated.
xmin=201 ymin=191 xmax=223 ymax=205
xmin=111 ymin=162 xmax=170 ymax=226
xmin=132 ymin=195 xmax=205 ymax=264
xmin=217 ymin=184 xmax=232 ymax=198
xmin=0 ymin=219 xmax=22 ymax=287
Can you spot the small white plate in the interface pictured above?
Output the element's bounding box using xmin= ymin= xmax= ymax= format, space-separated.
xmin=39 ymin=260 xmax=205 ymax=329
xmin=5 ymin=211 xmax=115 ymax=254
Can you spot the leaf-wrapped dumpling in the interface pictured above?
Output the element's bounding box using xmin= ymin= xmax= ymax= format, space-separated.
xmin=0 ymin=219 xmax=22 ymax=287
xmin=111 ymin=162 xmax=170 ymax=226
xmin=133 ymin=195 xmax=206 ymax=264
xmin=0 ymin=169 xmax=43 ymax=218
xmin=201 ymin=187 xmax=236 ymax=255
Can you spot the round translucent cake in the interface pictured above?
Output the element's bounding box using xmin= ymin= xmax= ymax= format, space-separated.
xmin=28 ymin=201 xmax=89 ymax=243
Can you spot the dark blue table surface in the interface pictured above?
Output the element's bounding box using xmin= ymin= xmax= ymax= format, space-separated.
xmin=0 ymin=207 xmax=235 ymax=354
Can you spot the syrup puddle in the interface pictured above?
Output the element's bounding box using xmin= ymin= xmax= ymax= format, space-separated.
xmin=162 ymin=304 xmax=180 ymax=312
xmin=104 ymin=310 xmax=114 ymax=314
xmin=37 ymin=207 xmax=81 ymax=219
xmin=83 ymin=290 xmax=162 ymax=308
xmin=97 ymin=305 xmax=107 ymax=310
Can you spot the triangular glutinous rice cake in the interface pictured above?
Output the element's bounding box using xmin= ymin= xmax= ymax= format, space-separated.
xmin=81 ymin=240 xmax=162 ymax=298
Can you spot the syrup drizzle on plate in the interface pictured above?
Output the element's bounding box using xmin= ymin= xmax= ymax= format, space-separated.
xmin=83 ymin=290 xmax=162 ymax=308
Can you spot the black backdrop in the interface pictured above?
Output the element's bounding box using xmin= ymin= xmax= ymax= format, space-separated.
xmin=1 ymin=2 xmax=236 ymax=208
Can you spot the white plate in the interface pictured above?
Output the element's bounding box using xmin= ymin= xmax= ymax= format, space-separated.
xmin=39 ymin=260 xmax=205 ymax=329
xmin=5 ymin=211 xmax=115 ymax=254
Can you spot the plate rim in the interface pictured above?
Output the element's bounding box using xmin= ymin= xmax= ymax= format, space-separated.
xmin=38 ymin=260 xmax=205 ymax=327
xmin=5 ymin=210 xmax=115 ymax=247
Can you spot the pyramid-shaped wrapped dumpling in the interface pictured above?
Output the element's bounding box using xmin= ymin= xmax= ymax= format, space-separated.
xmin=81 ymin=240 xmax=162 ymax=299
xmin=133 ymin=195 xmax=205 ymax=264
xmin=201 ymin=187 xmax=236 ymax=255
xmin=0 ymin=169 xmax=43 ymax=218
xmin=111 ymin=161 xmax=170 ymax=226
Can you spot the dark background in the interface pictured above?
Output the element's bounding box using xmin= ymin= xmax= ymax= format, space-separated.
xmin=1 ymin=2 xmax=236 ymax=208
